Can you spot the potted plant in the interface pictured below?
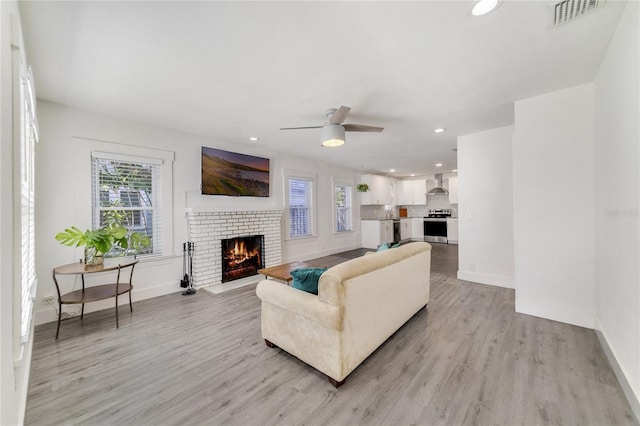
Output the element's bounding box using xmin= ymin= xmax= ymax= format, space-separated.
xmin=356 ymin=183 xmax=369 ymax=192
xmin=55 ymin=224 xmax=151 ymax=265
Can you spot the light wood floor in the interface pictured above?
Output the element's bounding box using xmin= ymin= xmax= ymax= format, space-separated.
xmin=26 ymin=245 xmax=637 ymax=425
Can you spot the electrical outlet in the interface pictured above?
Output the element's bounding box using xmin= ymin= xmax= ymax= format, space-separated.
xmin=43 ymin=294 xmax=55 ymax=304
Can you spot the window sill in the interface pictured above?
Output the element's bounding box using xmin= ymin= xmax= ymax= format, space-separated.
xmin=285 ymin=234 xmax=318 ymax=242
xmin=103 ymin=253 xmax=178 ymax=267
xmin=333 ymin=230 xmax=355 ymax=236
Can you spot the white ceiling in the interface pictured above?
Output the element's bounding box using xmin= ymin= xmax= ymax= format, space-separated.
xmin=19 ymin=0 xmax=625 ymax=177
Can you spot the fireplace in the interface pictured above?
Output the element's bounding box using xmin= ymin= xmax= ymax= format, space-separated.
xmin=221 ymin=235 xmax=264 ymax=283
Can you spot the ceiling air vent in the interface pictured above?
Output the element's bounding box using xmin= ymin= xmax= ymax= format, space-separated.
xmin=549 ymin=0 xmax=606 ymax=28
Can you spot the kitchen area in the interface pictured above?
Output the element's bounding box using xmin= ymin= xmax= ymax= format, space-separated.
xmin=359 ymin=173 xmax=458 ymax=273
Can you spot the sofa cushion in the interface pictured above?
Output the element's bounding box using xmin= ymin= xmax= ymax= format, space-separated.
xmin=291 ymin=267 xmax=328 ymax=295
xmin=377 ymin=243 xmax=390 ymax=252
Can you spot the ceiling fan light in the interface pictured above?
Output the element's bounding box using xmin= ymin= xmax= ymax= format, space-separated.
xmin=472 ymin=0 xmax=500 ymax=16
xmin=321 ymin=124 xmax=345 ymax=147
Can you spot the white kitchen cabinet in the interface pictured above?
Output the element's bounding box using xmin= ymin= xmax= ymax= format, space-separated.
xmin=411 ymin=218 xmax=423 ymax=240
xmin=400 ymin=219 xmax=411 ymax=241
xmin=447 ymin=218 xmax=459 ymax=244
xmin=396 ymin=180 xmax=413 ymax=205
xmin=412 ymin=179 xmax=427 ymax=205
xmin=448 ymin=176 xmax=459 ymax=204
xmin=360 ymin=175 xmax=395 ymax=205
xmin=396 ymin=179 xmax=426 ymax=205
xmin=361 ymin=220 xmax=394 ymax=249
xmin=382 ymin=220 xmax=394 ymax=244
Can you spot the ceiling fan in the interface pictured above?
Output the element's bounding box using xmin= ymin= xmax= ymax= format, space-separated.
xmin=280 ymin=106 xmax=384 ymax=147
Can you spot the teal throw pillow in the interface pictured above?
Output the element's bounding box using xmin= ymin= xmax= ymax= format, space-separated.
xmin=391 ymin=243 xmax=401 ymax=248
xmin=290 ymin=267 xmax=327 ymax=295
xmin=377 ymin=243 xmax=390 ymax=252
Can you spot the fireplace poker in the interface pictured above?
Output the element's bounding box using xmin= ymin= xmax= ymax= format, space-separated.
xmin=182 ymin=241 xmax=196 ymax=296
xmin=180 ymin=242 xmax=189 ymax=288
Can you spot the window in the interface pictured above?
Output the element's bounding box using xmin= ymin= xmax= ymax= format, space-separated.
xmin=285 ymin=172 xmax=316 ymax=239
xmin=91 ymin=152 xmax=163 ymax=256
xmin=18 ymin=66 xmax=38 ymax=344
xmin=334 ymin=181 xmax=353 ymax=233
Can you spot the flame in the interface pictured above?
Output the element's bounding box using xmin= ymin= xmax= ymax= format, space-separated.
xmin=227 ymin=239 xmax=260 ymax=267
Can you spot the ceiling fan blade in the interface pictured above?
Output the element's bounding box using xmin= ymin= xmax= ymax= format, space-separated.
xmin=343 ymin=124 xmax=384 ymax=132
xmin=280 ymin=126 xmax=323 ymax=130
xmin=329 ymin=106 xmax=351 ymax=125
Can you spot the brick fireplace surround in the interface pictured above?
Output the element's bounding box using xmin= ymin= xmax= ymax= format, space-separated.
xmin=186 ymin=209 xmax=283 ymax=290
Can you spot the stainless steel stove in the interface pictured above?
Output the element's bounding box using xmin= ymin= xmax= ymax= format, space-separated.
xmin=424 ymin=209 xmax=451 ymax=243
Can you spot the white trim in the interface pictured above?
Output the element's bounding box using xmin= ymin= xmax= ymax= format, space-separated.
xmin=515 ymin=299 xmax=595 ymax=329
xmin=72 ymin=137 xmax=175 ymax=258
xmin=594 ymin=318 xmax=640 ymax=423
xmin=331 ymin=176 xmax=354 ymax=234
xmin=91 ymin=150 xmax=164 ymax=165
xmin=457 ymin=270 xmax=514 ymax=289
xmin=283 ymin=168 xmax=317 ymax=240
xmin=34 ymin=278 xmax=183 ymax=325
xmin=282 ymin=243 xmax=361 ymax=263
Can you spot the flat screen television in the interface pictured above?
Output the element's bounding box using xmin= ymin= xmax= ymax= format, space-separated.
xmin=201 ymin=147 xmax=270 ymax=197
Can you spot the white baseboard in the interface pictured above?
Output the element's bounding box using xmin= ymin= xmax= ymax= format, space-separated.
xmin=594 ymin=318 xmax=640 ymax=423
xmin=34 ymin=280 xmax=183 ymax=325
xmin=282 ymin=244 xmax=361 ymax=263
xmin=515 ymin=299 xmax=595 ymax=329
xmin=457 ymin=270 xmax=514 ymax=289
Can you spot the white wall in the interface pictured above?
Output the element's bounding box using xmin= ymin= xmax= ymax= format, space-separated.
xmin=513 ymin=83 xmax=596 ymax=328
xmin=1 ymin=2 xmax=33 ymax=424
xmin=457 ymin=126 xmax=514 ymax=288
xmin=34 ymin=101 xmax=362 ymax=324
xmin=594 ymin=0 xmax=640 ymax=417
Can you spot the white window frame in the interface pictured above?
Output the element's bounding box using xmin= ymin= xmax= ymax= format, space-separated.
xmin=332 ymin=177 xmax=354 ymax=234
xmin=72 ymin=138 xmax=175 ymax=261
xmin=284 ymin=169 xmax=317 ymax=240
xmin=91 ymin=151 xmax=163 ymax=257
xmin=15 ymin=63 xmax=38 ymax=351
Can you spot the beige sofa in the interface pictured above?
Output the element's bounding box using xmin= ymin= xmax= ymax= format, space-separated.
xmin=255 ymin=241 xmax=431 ymax=387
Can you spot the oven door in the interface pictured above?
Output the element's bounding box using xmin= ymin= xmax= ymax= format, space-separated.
xmin=423 ymin=219 xmax=447 ymax=243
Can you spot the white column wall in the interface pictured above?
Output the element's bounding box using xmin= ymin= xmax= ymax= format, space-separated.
xmin=457 ymin=125 xmax=514 ymax=288
xmin=513 ymin=83 xmax=596 ymax=329
xmin=594 ymin=0 xmax=640 ymax=418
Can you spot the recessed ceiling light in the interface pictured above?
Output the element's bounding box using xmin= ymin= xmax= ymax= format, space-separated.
xmin=433 ymin=128 xmax=446 ymax=133
xmin=249 ymin=137 xmax=259 ymax=141
xmin=452 ymin=169 xmax=458 ymax=172
xmin=472 ymin=0 xmax=500 ymax=16
xmin=435 ymin=163 xmax=443 ymax=167
xmin=410 ymin=174 xmax=415 ymax=177
xmin=389 ymin=169 xmax=396 ymax=173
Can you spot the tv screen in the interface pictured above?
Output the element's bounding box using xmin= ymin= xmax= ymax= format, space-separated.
xmin=201 ymin=147 xmax=270 ymax=197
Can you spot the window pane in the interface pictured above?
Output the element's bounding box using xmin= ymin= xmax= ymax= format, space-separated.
xmin=288 ymin=178 xmax=312 ymax=237
xmin=93 ymin=157 xmax=158 ymax=256
xmin=335 ymin=184 xmax=352 ymax=232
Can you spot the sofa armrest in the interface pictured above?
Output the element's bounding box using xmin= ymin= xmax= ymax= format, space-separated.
xmin=256 ymin=280 xmax=343 ymax=331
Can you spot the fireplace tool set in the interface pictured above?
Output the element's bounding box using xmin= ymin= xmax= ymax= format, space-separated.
xmin=181 ymin=242 xmax=196 ymax=296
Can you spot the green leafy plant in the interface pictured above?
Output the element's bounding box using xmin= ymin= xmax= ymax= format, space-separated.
xmin=356 ymin=183 xmax=369 ymax=192
xmin=55 ymin=225 xmax=150 ymax=257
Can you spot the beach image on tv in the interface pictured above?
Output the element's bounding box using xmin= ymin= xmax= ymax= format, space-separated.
xmin=201 ymin=147 xmax=270 ymax=197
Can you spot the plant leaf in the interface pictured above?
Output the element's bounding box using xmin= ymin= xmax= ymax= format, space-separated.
xmin=54 ymin=226 xmax=86 ymax=247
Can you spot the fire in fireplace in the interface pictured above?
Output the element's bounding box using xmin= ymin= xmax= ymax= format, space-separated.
xmin=221 ymin=235 xmax=264 ymax=282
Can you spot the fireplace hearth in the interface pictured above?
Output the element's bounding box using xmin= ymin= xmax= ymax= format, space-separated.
xmin=221 ymin=235 xmax=264 ymax=283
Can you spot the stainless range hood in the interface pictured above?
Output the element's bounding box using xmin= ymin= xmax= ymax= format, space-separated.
xmin=427 ymin=174 xmax=448 ymax=195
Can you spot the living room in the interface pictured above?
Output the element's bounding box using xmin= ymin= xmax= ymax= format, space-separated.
xmin=1 ymin=1 xmax=639 ymax=425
